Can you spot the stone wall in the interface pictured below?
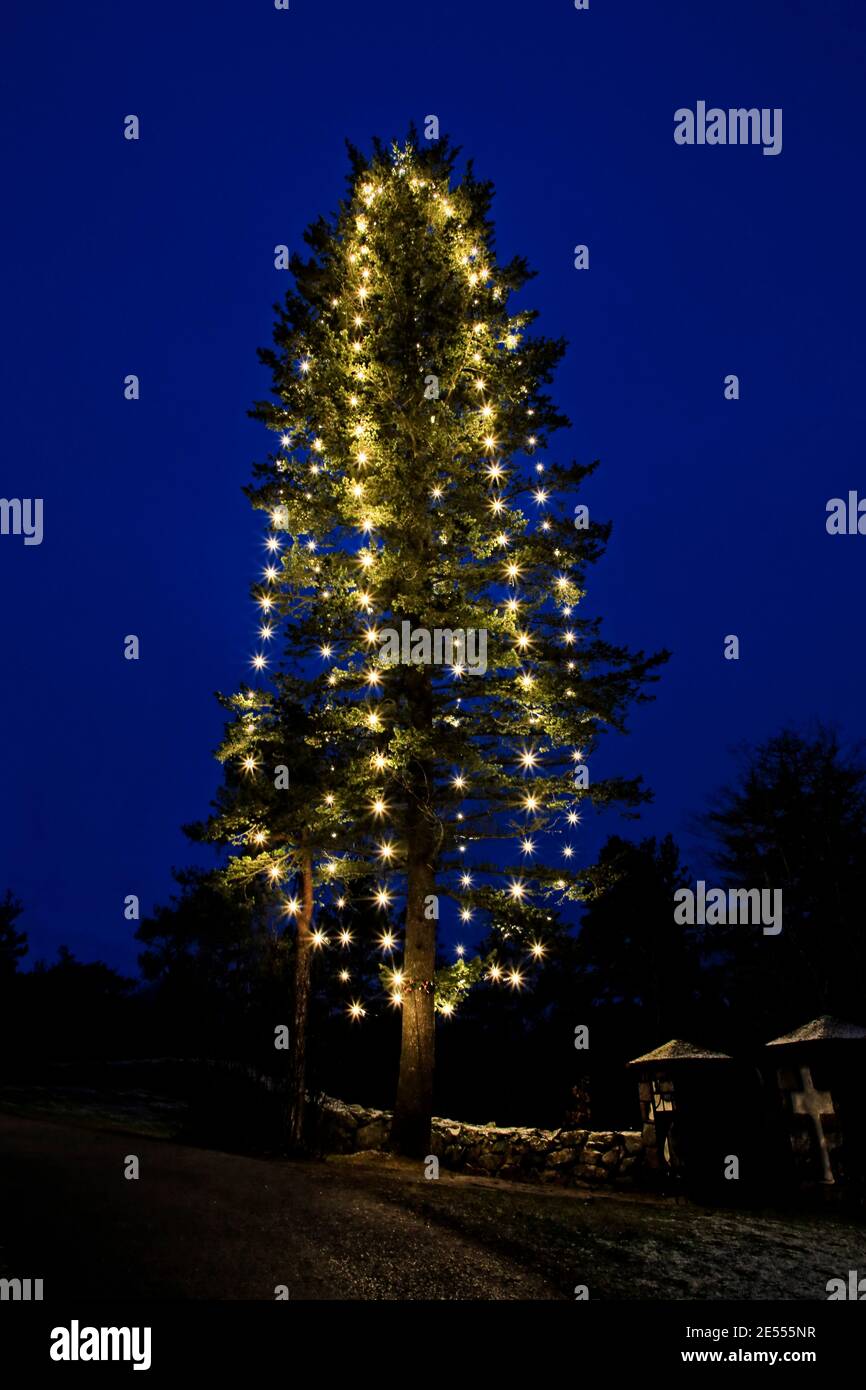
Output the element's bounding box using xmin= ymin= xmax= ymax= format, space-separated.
xmin=313 ymin=1095 xmax=644 ymax=1187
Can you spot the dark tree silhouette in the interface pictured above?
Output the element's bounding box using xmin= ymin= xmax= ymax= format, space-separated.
xmin=575 ymin=835 xmax=704 ymax=1043
xmin=0 ymin=890 xmax=27 ymax=983
xmin=700 ymin=726 xmax=866 ymax=1033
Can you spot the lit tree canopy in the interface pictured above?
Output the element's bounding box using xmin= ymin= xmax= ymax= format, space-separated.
xmin=219 ymin=131 xmax=666 ymax=1152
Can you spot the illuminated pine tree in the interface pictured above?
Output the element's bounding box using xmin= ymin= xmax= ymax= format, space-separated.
xmin=196 ymin=660 xmax=373 ymax=1148
xmin=245 ymin=132 xmax=666 ymax=1155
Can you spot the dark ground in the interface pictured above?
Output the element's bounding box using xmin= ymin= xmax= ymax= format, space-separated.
xmin=0 ymin=1098 xmax=863 ymax=1301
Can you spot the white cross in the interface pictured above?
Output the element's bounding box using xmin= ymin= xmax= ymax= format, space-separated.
xmin=790 ymin=1065 xmax=835 ymax=1184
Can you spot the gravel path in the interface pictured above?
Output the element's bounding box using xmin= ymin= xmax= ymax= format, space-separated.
xmin=1 ymin=1110 xmax=863 ymax=1300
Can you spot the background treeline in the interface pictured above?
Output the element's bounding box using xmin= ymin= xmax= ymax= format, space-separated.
xmin=2 ymin=727 xmax=865 ymax=1131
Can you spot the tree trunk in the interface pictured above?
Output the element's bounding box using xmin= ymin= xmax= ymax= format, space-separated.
xmin=286 ymin=853 xmax=314 ymax=1152
xmin=391 ymin=804 xmax=437 ymax=1156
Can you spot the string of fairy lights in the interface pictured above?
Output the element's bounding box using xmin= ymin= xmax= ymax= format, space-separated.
xmin=234 ymin=142 xmax=590 ymax=1022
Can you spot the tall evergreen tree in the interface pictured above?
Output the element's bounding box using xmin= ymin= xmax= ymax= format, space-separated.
xmin=238 ymin=131 xmax=666 ymax=1153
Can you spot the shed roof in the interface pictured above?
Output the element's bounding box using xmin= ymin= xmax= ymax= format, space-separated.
xmin=627 ymin=1038 xmax=733 ymax=1066
xmin=766 ymin=1015 xmax=866 ymax=1047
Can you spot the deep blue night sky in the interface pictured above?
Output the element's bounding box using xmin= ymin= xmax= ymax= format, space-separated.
xmin=2 ymin=0 xmax=864 ymax=974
